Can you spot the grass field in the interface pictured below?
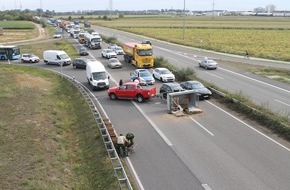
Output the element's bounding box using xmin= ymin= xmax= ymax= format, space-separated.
xmin=91 ymin=15 xmax=290 ymax=61
xmin=0 ymin=21 xmax=37 ymax=43
xmin=0 ymin=64 xmax=119 ymax=190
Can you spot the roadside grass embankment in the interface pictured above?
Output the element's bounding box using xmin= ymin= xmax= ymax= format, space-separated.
xmin=0 ymin=64 xmax=119 ymax=190
xmin=20 ymin=38 xmax=79 ymax=60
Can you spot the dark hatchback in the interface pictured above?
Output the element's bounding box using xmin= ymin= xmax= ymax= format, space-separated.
xmin=159 ymin=83 xmax=184 ymax=99
xmin=180 ymin=80 xmax=212 ymax=100
xmin=72 ymin=58 xmax=91 ymax=69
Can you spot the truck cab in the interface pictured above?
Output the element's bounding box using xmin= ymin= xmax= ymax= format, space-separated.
xmin=123 ymin=42 xmax=154 ymax=68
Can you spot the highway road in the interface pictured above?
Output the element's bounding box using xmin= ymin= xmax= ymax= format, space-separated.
xmin=94 ymin=26 xmax=290 ymax=119
xmin=10 ymin=29 xmax=290 ymax=189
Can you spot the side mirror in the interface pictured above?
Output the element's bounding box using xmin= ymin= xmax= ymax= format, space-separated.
xmin=90 ymin=78 xmax=92 ymax=81
xmin=108 ymin=75 xmax=110 ymax=79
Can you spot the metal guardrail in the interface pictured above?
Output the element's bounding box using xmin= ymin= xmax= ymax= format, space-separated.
xmin=66 ymin=77 xmax=133 ymax=190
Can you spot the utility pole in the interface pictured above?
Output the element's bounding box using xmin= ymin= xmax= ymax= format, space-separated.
xmin=183 ymin=0 xmax=185 ymax=39
xmin=212 ymin=0 xmax=215 ymax=19
xmin=109 ymin=0 xmax=113 ymax=19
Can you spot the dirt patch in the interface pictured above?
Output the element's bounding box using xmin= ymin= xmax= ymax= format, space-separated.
xmin=14 ymin=73 xmax=52 ymax=90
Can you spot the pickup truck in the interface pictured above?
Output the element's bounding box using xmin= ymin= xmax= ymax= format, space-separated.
xmin=107 ymin=82 xmax=156 ymax=103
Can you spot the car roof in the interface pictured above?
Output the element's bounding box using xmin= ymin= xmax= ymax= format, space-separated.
xmin=155 ymin=67 xmax=168 ymax=71
xmin=184 ymin=80 xmax=200 ymax=84
xmin=75 ymin=57 xmax=90 ymax=61
xmin=136 ymin=69 xmax=149 ymax=72
xmin=162 ymin=83 xmax=181 ymax=87
xmin=109 ymin=58 xmax=118 ymax=61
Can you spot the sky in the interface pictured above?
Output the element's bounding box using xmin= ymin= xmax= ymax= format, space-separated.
xmin=0 ymin=0 xmax=289 ymax=12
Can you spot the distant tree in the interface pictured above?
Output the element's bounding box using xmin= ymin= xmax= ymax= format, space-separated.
xmin=68 ymin=16 xmax=72 ymax=21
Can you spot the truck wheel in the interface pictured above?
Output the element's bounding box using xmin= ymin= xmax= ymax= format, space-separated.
xmin=109 ymin=93 xmax=117 ymax=100
xmin=136 ymin=95 xmax=144 ymax=103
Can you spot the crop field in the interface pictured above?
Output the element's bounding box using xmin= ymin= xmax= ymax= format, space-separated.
xmin=0 ymin=21 xmax=37 ymax=43
xmin=92 ymin=16 xmax=290 ymax=61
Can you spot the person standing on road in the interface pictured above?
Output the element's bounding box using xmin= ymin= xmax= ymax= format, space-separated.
xmin=119 ymin=79 xmax=123 ymax=86
xmin=125 ymin=132 xmax=135 ymax=148
xmin=245 ymin=50 xmax=249 ymax=59
xmin=116 ymin=134 xmax=128 ymax=157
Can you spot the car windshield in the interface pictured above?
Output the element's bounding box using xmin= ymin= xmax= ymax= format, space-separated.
xmin=160 ymin=69 xmax=171 ymax=74
xmin=115 ymin=47 xmax=122 ymax=50
xmin=207 ymin=60 xmax=215 ymax=63
xmin=172 ymin=86 xmax=183 ymax=91
xmin=92 ymin=72 xmax=106 ymax=80
xmin=107 ymin=50 xmax=114 ymax=53
xmin=137 ymin=49 xmax=153 ymax=56
xmin=92 ymin=38 xmax=101 ymax=42
xmin=110 ymin=59 xmax=118 ymax=63
xmin=191 ymin=82 xmax=204 ymax=89
xmin=59 ymin=54 xmax=69 ymax=59
xmin=139 ymin=71 xmax=151 ymax=77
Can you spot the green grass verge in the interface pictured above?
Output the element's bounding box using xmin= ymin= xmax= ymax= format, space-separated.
xmin=0 ymin=64 xmax=119 ymax=190
xmin=0 ymin=20 xmax=35 ymax=29
xmin=20 ymin=38 xmax=79 ymax=60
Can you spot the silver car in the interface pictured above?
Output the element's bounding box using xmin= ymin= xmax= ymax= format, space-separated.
xmin=199 ymin=59 xmax=218 ymax=70
xmin=108 ymin=58 xmax=122 ymax=69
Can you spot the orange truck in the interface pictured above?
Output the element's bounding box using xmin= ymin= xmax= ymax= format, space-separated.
xmin=122 ymin=42 xmax=154 ymax=68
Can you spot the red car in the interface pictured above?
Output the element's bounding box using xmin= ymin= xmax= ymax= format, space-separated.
xmin=108 ymin=82 xmax=156 ymax=103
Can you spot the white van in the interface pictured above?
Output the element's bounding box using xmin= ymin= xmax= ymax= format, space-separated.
xmin=43 ymin=50 xmax=71 ymax=66
xmin=86 ymin=61 xmax=110 ymax=90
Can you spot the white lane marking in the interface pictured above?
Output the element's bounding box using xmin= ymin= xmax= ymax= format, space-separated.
xmin=206 ymin=100 xmax=290 ymax=152
xmin=132 ymin=101 xmax=173 ymax=146
xmin=218 ymin=67 xmax=290 ymax=94
xmin=275 ymin=99 xmax=290 ymax=107
xmin=126 ymin=158 xmax=145 ymax=190
xmin=205 ymin=71 xmax=223 ymax=79
xmin=190 ymin=117 xmax=215 ymax=136
xmin=202 ymin=183 xmax=213 ymax=190
xmin=167 ymin=56 xmax=179 ymax=62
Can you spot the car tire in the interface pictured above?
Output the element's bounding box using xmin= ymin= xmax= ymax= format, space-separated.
xmin=160 ymin=77 xmax=163 ymax=82
xmin=109 ymin=93 xmax=117 ymax=100
xmin=136 ymin=95 xmax=144 ymax=103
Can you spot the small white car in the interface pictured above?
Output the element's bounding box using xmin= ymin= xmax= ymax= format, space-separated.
xmin=112 ymin=46 xmax=124 ymax=55
xmin=199 ymin=59 xmax=218 ymax=70
xmin=101 ymin=49 xmax=117 ymax=59
xmin=53 ymin=32 xmax=62 ymax=38
xmin=21 ymin=53 xmax=40 ymax=63
xmin=152 ymin=67 xmax=175 ymax=82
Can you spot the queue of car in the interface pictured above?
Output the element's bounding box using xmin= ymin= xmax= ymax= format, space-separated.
xmin=19 ymin=22 xmax=214 ymax=103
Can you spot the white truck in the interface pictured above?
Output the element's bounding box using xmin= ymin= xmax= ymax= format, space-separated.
xmin=43 ymin=50 xmax=71 ymax=66
xmin=84 ymin=33 xmax=102 ymax=49
xmin=86 ymin=61 xmax=110 ymax=90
